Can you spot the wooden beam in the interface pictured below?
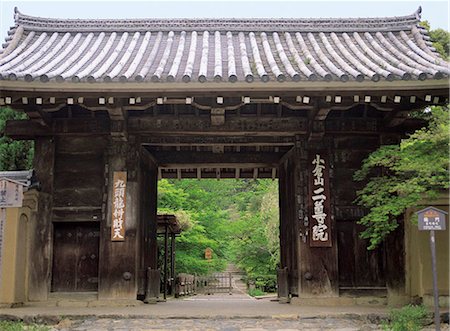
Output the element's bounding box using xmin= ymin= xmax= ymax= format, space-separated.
xmin=149 ymin=151 xmax=284 ymax=167
xmin=129 ymin=116 xmax=307 ymax=135
xmin=141 ymin=136 xmax=295 ymax=147
xmin=5 ymin=119 xmax=110 ymax=139
xmin=160 ymin=169 xmax=277 ymax=179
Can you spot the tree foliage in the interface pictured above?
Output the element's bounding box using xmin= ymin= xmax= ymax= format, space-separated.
xmin=0 ymin=107 xmax=34 ymax=171
xmin=354 ymin=106 xmax=449 ymax=249
xmin=419 ymin=20 xmax=450 ymax=59
xmin=157 ymin=179 xmax=279 ymax=278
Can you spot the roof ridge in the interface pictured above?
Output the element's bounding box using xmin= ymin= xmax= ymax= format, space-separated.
xmin=12 ymin=7 xmax=421 ymax=33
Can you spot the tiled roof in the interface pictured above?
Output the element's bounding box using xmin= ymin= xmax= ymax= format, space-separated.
xmin=0 ymin=7 xmax=448 ymax=84
xmin=0 ymin=170 xmax=33 ymax=187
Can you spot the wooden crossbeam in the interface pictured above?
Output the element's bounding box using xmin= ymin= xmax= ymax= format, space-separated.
xmin=149 ymin=151 xmax=284 ymax=168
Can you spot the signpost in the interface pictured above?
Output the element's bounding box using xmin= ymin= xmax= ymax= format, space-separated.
xmin=0 ymin=178 xmax=27 ymax=288
xmin=417 ymin=207 xmax=447 ymax=331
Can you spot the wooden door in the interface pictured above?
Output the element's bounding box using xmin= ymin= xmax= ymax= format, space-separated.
xmin=337 ymin=221 xmax=386 ymax=288
xmin=52 ymin=222 xmax=99 ymax=292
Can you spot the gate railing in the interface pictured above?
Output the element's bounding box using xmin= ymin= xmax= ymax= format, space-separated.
xmin=196 ymin=272 xmax=232 ymax=294
xmin=174 ymin=272 xmax=232 ymax=297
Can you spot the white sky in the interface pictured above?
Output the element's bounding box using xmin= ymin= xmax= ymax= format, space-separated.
xmin=0 ymin=0 xmax=448 ymax=43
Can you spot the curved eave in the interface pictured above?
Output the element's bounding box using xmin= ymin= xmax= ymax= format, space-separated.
xmin=1 ymin=79 xmax=448 ymax=94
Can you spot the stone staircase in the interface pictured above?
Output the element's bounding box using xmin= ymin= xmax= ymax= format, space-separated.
xmin=224 ymin=264 xmax=247 ymax=294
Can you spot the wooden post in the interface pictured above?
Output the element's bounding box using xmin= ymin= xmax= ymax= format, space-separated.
xmin=277 ymin=267 xmax=289 ymax=303
xmin=296 ymin=142 xmax=338 ymax=297
xmin=28 ymin=137 xmax=54 ymax=301
xmin=163 ymin=224 xmax=169 ymax=300
xmin=140 ymin=147 xmax=159 ymax=302
xmin=170 ymin=233 xmax=176 ymax=295
xmin=98 ymin=141 xmax=140 ymax=300
xmin=278 ymin=149 xmax=299 ymax=296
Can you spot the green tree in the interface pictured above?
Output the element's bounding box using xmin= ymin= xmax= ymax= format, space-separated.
xmin=0 ymin=107 xmax=34 ymax=170
xmin=227 ymin=180 xmax=279 ymax=281
xmin=419 ymin=20 xmax=449 ymax=59
xmin=156 ymin=178 xmax=280 ymax=277
xmin=354 ymin=106 xmax=449 ymax=249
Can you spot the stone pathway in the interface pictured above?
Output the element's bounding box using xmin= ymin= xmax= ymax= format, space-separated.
xmin=56 ymin=316 xmax=384 ymax=331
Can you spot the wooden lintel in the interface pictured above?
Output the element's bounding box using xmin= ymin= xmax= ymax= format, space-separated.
xmin=149 ymin=151 xmax=284 ymax=167
xmin=129 ymin=116 xmax=307 ymax=135
xmin=159 ymin=162 xmax=278 ymax=169
xmin=5 ymin=119 xmax=110 ymax=139
xmin=141 ymin=136 xmax=295 ymax=147
xmin=160 ymin=170 xmax=278 ymax=179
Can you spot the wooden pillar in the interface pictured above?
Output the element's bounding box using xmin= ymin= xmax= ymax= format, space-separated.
xmin=139 ymin=148 xmax=158 ymax=300
xmin=163 ymin=224 xmax=169 ymax=300
xmin=295 ymin=139 xmax=339 ymax=297
xmin=98 ymin=140 xmax=141 ymax=300
xmin=28 ymin=137 xmax=54 ymax=301
xmin=278 ymin=149 xmax=299 ymax=296
xmin=170 ymin=233 xmax=176 ymax=296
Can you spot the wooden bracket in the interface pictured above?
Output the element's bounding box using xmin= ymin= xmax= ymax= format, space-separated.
xmin=211 ymin=108 xmax=225 ymax=126
xmin=110 ymin=119 xmax=128 ymax=141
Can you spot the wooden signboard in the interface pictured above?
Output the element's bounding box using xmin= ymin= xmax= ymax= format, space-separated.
xmin=308 ymin=152 xmax=332 ymax=247
xmin=0 ymin=178 xmax=24 ymax=208
xmin=111 ymin=172 xmax=127 ymax=241
xmin=205 ymin=247 xmax=213 ymax=260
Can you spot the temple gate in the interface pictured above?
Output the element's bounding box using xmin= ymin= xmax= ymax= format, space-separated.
xmin=0 ymin=7 xmax=448 ymax=304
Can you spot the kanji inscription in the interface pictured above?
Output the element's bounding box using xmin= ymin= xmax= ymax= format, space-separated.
xmin=309 ymin=153 xmax=332 ymax=247
xmin=111 ymin=172 xmax=127 ymax=242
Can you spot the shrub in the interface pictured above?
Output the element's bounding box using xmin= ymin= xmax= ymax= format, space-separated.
xmin=248 ymin=288 xmax=266 ymax=297
xmin=0 ymin=321 xmax=50 ymax=331
xmin=383 ymin=304 xmax=428 ymax=331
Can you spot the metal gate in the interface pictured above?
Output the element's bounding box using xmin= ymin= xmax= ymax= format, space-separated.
xmin=196 ymin=272 xmax=232 ymax=294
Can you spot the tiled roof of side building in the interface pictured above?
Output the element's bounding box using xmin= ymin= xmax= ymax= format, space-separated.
xmin=0 ymin=7 xmax=448 ymax=84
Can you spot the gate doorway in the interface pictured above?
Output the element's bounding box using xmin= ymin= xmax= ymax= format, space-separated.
xmin=155 ymin=178 xmax=281 ymax=299
xmin=51 ymin=222 xmax=100 ymax=292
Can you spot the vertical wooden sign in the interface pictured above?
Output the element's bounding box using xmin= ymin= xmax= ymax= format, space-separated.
xmin=111 ymin=172 xmax=127 ymax=242
xmin=309 ymin=152 xmax=332 ymax=247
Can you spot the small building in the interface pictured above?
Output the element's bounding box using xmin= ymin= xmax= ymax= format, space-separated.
xmin=0 ymin=7 xmax=448 ymax=306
